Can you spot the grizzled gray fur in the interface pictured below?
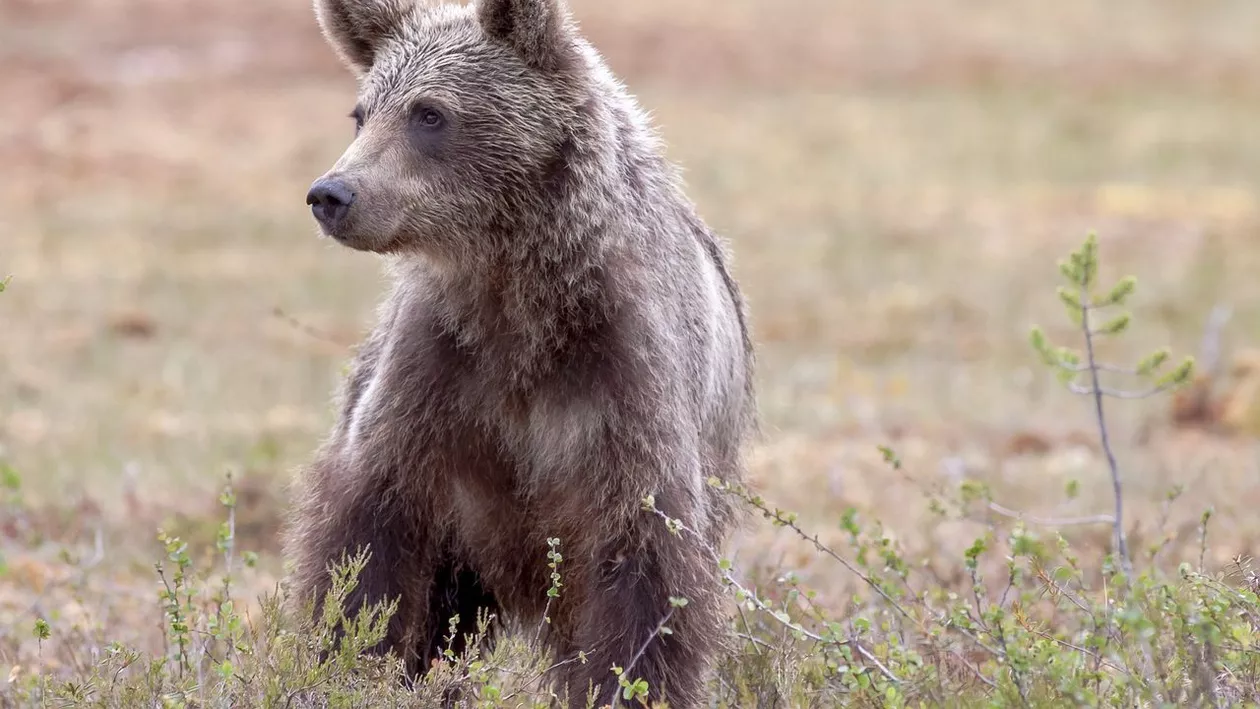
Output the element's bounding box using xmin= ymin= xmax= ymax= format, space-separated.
xmin=283 ymin=0 xmax=756 ymax=706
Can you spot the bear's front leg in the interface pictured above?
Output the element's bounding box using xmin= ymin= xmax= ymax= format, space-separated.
xmin=283 ymin=455 xmax=435 ymax=678
xmin=554 ymin=517 xmax=724 ymax=709
xmin=537 ymin=414 xmax=726 ymax=709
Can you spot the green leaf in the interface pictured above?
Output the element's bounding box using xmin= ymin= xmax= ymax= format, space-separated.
xmin=1055 ymin=347 xmax=1082 ymax=368
xmin=1029 ymin=326 xmax=1049 ymax=353
xmin=1078 ymin=232 xmax=1100 ymax=286
xmin=1101 ymin=275 xmax=1137 ymax=306
xmin=1155 ymin=356 xmax=1196 ymax=389
xmin=621 ymin=678 xmax=649 ymax=700
xmin=1136 ymin=348 xmax=1171 ymax=376
xmin=964 ymin=536 xmax=988 ymax=570
xmin=1010 ymin=526 xmax=1047 ymax=560
xmin=1096 ymin=312 xmax=1131 ymax=336
xmin=840 ymin=508 xmax=860 ymax=537
xmin=1057 ymin=286 xmax=1083 ymax=315
xmin=877 ymin=445 xmax=902 ymax=470
xmin=1030 ymin=327 xmax=1062 ymax=368
xmin=1059 ymin=259 xmax=1081 ymax=285
xmin=959 ymin=480 xmax=990 ymax=504
xmin=0 ymin=463 xmax=20 ymax=492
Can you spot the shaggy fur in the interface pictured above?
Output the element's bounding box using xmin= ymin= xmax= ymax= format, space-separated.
xmin=283 ymin=0 xmax=756 ymax=706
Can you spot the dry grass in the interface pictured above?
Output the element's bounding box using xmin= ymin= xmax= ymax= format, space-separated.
xmin=2 ymin=0 xmax=1260 ymax=701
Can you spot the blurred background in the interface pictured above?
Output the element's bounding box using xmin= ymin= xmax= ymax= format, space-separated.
xmin=2 ymin=0 xmax=1259 ymax=653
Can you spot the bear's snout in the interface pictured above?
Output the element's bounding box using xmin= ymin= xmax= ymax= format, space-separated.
xmin=306 ymin=177 xmax=355 ymax=232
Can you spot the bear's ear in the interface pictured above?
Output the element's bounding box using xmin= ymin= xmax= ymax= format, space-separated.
xmin=477 ymin=0 xmax=572 ymax=71
xmin=315 ymin=0 xmax=413 ymax=75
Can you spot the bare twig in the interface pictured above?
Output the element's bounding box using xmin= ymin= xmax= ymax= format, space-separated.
xmin=717 ymin=487 xmax=917 ymax=625
xmin=986 ymin=501 xmax=1115 ymax=527
xmin=1022 ymin=625 xmax=1126 ymax=675
xmin=1199 ymin=304 xmax=1233 ymax=381
xmin=736 ymin=605 xmax=764 ymax=657
xmin=734 ymin=632 xmax=777 ymax=652
xmin=1056 ymin=362 xmax=1140 ymax=375
xmin=707 ymin=484 xmax=1005 ymax=662
xmin=1067 ymin=382 xmax=1173 ymax=400
xmin=611 ymin=609 xmax=676 ymax=709
xmin=643 ymin=502 xmax=903 ymax=684
xmin=271 ymin=306 xmax=354 ymax=348
xmin=902 ymin=459 xmax=1112 ymax=529
xmin=497 ymin=653 xmax=586 ymax=704
xmin=1148 ymin=486 xmax=1186 ymax=566
xmin=948 ymin=648 xmax=999 ymax=690
xmin=1199 ymin=509 xmax=1213 ymax=572
xmin=852 ymin=640 xmax=903 ymax=688
xmin=83 ymin=525 xmax=106 ymax=569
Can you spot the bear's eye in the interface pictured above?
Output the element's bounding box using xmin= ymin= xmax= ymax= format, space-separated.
xmin=349 ymin=107 xmax=365 ymax=136
xmin=412 ymin=106 xmax=445 ymax=131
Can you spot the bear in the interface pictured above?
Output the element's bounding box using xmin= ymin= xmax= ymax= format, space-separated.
xmin=282 ymin=0 xmax=756 ymax=706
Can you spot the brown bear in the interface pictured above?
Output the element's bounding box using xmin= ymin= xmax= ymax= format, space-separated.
xmin=282 ymin=0 xmax=756 ymax=706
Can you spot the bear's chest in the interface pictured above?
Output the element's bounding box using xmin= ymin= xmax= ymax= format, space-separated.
xmin=339 ymin=301 xmax=619 ymax=504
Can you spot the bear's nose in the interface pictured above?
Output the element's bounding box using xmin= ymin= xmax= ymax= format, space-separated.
xmin=306 ymin=177 xmax=355 ymax=229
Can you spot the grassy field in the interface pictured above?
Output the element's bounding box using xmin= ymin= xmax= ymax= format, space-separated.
xmin=3 ymin=0 xmax=1260 ymax=705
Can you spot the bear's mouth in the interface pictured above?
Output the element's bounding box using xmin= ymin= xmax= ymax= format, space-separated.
xmin=311 ymin=215 xmax=364 ymax=249
xmin=313 ymin=218 xmax=350 ymax=243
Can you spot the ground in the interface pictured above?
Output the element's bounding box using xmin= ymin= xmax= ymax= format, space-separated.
xmin=2 ymin=0 xmax=1259 ymax=703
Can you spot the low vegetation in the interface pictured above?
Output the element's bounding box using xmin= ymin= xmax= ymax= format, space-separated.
xmin=3 ymin=235 xmax=1257 ymax=708
xmin=5 ymin=2 xmax=1260 ymax=707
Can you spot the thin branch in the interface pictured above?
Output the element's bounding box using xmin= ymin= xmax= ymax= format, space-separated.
xmin=852 ymin=640 xmax=902 ymax=687
xmin=948 ymin=648 xmax=999 ymax=690
xmin=1035 ymin=567 xmax=1099 ymax=618
xmin=644 ymin=504 xmax=902 ymax=685
xmin=1078 ymin=278 xmax=1133 ymax=577
xmin=1148 ymin=487 xmax=1185 ymax=566
xmin=724 ymin=491 xmax=918 ymax=625
xmin=1023 ymin=625 xmax=1126 ymax=675
xmin=987 ymin=501 xmax=1115 ymax=527
xmin=611 ymin=608 xmax=675 ymax=709
xmin=626 ymin=609 xmax=675 ymax=679
xmin=735 ymin=605 xmax=764 ymax=657
xmin=1056 ymin=362 xmax=1139 ymax=375
xmin=712 ymin=484 xmax=1005 ymax=661
xmin=1199 ymin=510 xmax=1212 ymax=572
xmin=1067 ymin=382 xmax=1172 ymax=400
xmin=271 ymin=306 xmax=354 ymax=348
xmin=497 ymin=654 xmax=586 ymax=704
xmin=1198 ymin=304 xmax=1233 ymax=380
xmin=734 ymin=632 xmax=777 ymax=652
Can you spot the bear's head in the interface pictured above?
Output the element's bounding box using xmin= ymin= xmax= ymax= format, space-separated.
xmin=305 ymin=0 xmax=592 ymax=257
